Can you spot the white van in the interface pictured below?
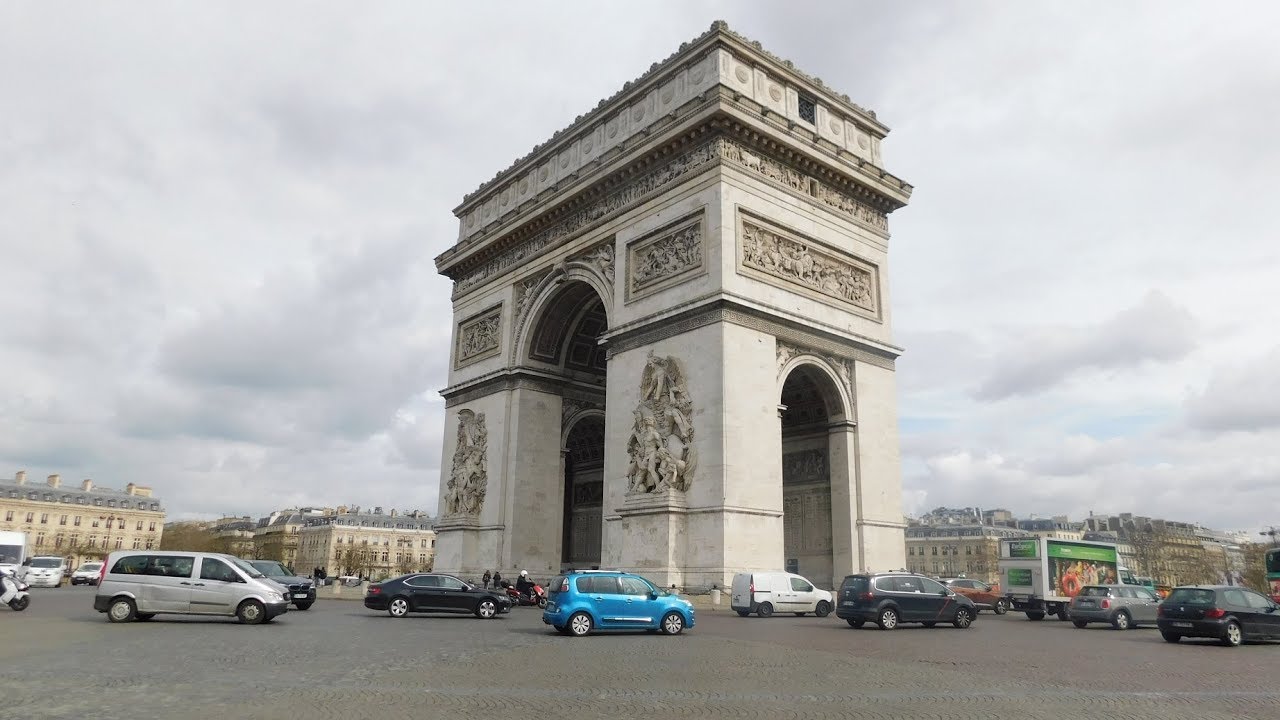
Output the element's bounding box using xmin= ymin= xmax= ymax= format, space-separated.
xmin=731 ymin=571 xmax=833 ymax=618
xmin=93 ymin=551 xmax=290 ymax=624
xmin=22 ymin=556 xmax=66 ymax=588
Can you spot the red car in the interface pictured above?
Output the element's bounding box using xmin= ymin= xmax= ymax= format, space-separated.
xmin=944 ymin=578 xmax=1010 ymax=614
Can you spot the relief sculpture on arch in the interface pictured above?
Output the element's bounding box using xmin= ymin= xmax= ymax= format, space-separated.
xmin=443 ymin=409 xmax=487 ymax=517
xmin=626 ymin=353 xmax=697 ymax=494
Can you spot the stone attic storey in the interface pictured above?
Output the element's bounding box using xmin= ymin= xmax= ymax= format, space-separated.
xmin=431 ymin=21 xmax=912 ymax=591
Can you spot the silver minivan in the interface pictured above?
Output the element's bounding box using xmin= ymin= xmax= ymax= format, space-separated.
xmin=93 ymin=551 xmax=290 ymax=624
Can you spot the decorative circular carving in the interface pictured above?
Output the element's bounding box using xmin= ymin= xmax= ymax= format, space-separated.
xmin=561 ymin=155 xmax=570 ymax=168
xmin=607 ymin=121 xmax=618 ymax=138
xmin=583 ymin=138 xmax=593 ymax=153
xmin=830 ymin=120 xmax=842 ymax=134
xmin=518 ymin=179 xmax=529 ymax=194
xmin=539 ymin=167 xmax=549 ymax=181
xmin=768 ymin=84 xmax=782 ymax=102
xmin=501 ymin=189 xmax=510 ymax=206
xmin=734 ymin=65 xmax=750 ymax=84
xmin=466 ymin=214 xmax=476 ymax=227
xmin=632 ymin=106 xmax=645 ymax=122
xmin=691 ymin=66 xmax=705 ymax=83
xmin=857 ymin=134 xmax=870 ymax=150
xmin=661 ymin=89 xmax=674 ymax=105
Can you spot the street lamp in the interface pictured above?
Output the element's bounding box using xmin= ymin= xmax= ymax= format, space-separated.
xmin=943 ymin=544 xmax=959 ymax=577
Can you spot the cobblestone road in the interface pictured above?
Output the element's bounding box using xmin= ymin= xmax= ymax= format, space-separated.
xmin=4 ymin=587 xmax=1278 ymax=719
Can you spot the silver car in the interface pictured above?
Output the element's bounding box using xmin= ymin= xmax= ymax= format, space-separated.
xmin=93 ymin=551 xmax=289 ymax=624
xmin=1068 ymin=584 xmax=1160 ymax=630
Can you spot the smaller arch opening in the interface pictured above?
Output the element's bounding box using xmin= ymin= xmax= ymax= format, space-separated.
xmin=779 ymin=363 xmax=845 ymax=589
xmin=562 ymin=415 xmax=605 ymax=567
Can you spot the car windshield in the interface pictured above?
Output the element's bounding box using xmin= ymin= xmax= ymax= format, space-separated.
xmin=1167 ymin=588 xmax=1216 ymax=605
xmin=1079 ymin=586 xmax=1109 ymax=597
xmin=30 ymin=558 xmax=62 ymax=568
xmin=0 ymin=544 xmax=21 ymax=564
xmin=841 ymin=576 xmax=870 ymax=593
xmin=77 ymin=563 xmax=102 ymax=572
xmin=228 ymin=557 xmax=266 ymax=579
xmin=249 ymin=560 xmax=291 ymax=577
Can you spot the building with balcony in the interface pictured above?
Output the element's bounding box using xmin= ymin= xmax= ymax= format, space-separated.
xmin=294 ymin=507 xmax=435 ymax=580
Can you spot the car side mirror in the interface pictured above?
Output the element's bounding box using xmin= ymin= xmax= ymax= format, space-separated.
xmin=649 ymin=591 xmax=659 ymax=600
xmin=940 ymin=590 xmax=949 ymax=596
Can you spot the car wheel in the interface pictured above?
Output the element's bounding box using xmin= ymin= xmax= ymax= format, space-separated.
xmin=877 ymin=607 xmax=899 ymax=630
xmin=294 ymin=602 xmax=313 ymax=611
xmin=735 ymin=610 xmax=750 ymax=617
xmin=922 ymin=621 xmax=936 ymax=628
xmin=815 ymin=601 xmax=832 ymax=618
xmin=1221 ymin=620 xmax=1243 ymax=647
xmin=236 ymin=599 xmax=266 ymax=625
xmin=661 ymin=611 xmax=685 ymax=635
xmin=994 ymin=599 xmax=1009 ymax=615
xmin=537 ymin=597 xmax=548 ymax=609
xmin=568 ymin=611 xmax=593 ymax=637
xmin=1111 ymin=611 xmax=1131 ymax=631
xmin=1161 ymin=631 xmax=1181 ymax=643
xmin=757 ymin=602 xmax=774 ymax=618
xmin=846 ymin=618 xmax=864 ymax=628
xmin=388 ymin=597 xmax=410 ymax=618
xmin=1072 ymin=619 xmax=1089 ymax=628
xmin=1026 ymin=612 xmax=1045 ymax=621
xmin=476 ymin=599 xmax=499 ymax=619
xmin=107 ymin=597 xmax=136 ymax=623
xmin=953 ymin=607 xmax=974 ymax=629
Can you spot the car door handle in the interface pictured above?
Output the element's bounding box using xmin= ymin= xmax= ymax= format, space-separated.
xmin=593 ymin=596 xmax=604 ymax=601
xmin=193 ymin=583 xmax=205 ymax=587
xmin=180 ymin=581 xmax=192 ymax=585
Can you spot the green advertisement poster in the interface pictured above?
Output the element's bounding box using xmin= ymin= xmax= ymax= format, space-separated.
xmin=1006 ymin=540 xmax=1038 ymax=558
xmin=1007 ymin=568 xmax=1033 ymax=586
xmin=1046 ymin=541 xmax=1117 ymax=563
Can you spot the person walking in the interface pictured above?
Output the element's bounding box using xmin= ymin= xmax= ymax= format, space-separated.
xmin=492 ymin=570 xmax=503 ymax=589
xmin=482 ymin=570 xmax=492 ymax=589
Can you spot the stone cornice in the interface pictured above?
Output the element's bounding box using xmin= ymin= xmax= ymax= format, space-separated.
xmin=454 ymin=22 xmax=890 ymax=213
xmin=441 ymin=367 xmax=606 ymax=408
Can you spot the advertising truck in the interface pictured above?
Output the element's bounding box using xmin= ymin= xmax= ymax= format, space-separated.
xmin=999 ymin=537 xmax=1134 ymax=621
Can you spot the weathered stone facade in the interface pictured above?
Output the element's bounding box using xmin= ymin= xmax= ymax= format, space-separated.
xmin=432 ymin=22 xmax=910 ymax=590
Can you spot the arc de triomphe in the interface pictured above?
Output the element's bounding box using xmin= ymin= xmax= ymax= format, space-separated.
xmin=432 ymin=22 xmax=911 ymax=591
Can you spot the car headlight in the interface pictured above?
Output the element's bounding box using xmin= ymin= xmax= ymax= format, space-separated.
xmin=266 ymin=591 xmax=284 ymax=601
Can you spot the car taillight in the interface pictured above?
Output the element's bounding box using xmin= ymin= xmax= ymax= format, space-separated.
xmin=1157 ymin=606 xmax=1164 ymax=616
xmin=1100 ymin=599 xmax=1110 ymax=609
xmin=368 ymin=586 xmax=382 ymax=595
xmin=1204 ymin=608 xmax=1226 ymax=619
xmin=98 ymin=559 xmax=108 ymax=584
xmin=559 ymin=579 xmax=569 ymax=593
xmin=860 ymin=592 xmax=875 ymax=601
xmin=749 ymin=583 xmax=755 ymax=594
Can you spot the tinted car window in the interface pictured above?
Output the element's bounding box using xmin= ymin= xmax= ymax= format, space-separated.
xmin=437 ymin=576 xmax=466 ymax=591
xmin=619 ymin=577 xmax=652 ymax=596
xmin=199 ymin=558 xmax=239 ymax=583
xmin=111 ymin=555 xmax=149 ymax=575
xmin=841 ymin=576 xmax=869 ymax=595
xmin=405 ymin=575 xmax=438 ymax=588
xmin=918 ymin=577 xmax=947 ymax=594
xmin=894 ymin=577 xmax=922 ymax=593
xmin=576 ymin=576 xmax=620 ymax=594
xmin=1079 ymin=586 xmax=1109 ymax=597
xmin=1167 ymin=588 xmax=1216 ymax=605
xmin=1223 ymin=589 xmax=1248 ymax=606
xmin=146 ymin=556 xmax=193 ymax=578
xmin=1138 ymin=589 xmax=1159 ymax=602
xmin=1243 ymin=591 xmax=1275 ymax=610
xmin=790 ymin=577 xmax=813 ymax=592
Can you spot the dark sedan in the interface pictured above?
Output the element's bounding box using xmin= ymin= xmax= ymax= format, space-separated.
xmin=364 ymin=573 xmax=512 ymax=619
xmin=1158 ymin=585 xmax=1280 ymax=647
xmin=246 ymin=559 xmax=316 ymax=610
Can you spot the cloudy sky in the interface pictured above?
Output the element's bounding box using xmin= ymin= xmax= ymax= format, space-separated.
xmin=2 ymin=2 xmax=1277 ymax=532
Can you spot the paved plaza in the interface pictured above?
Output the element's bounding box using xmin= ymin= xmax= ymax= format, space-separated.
xmin=4 ymin=586 xmax=1278 ymax=719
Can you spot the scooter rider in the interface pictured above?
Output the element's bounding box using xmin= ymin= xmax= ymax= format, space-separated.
xmin=515 ymin=570 xmax=534 ymax=599
xmin=1 ymin=567 xmax=20 ymax=605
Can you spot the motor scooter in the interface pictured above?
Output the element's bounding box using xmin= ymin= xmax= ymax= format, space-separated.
xmin=503 ymin=582 xmax=548 ymax=608
xmin=1 ymin=570 xmax=30 ymax=611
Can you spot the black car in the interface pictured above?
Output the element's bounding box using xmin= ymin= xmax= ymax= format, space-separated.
xmin=364 ymin=573 xmax=512 ymax=619
xmin=1157 ymin=585 xmax=1280 ymax=647
xmin=246 ymin=560 xmax=316 ymax=610
xmin=835 ymin=572 xmax=976 ymax=630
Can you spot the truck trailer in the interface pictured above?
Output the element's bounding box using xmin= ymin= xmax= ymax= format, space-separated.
xmin=999 ymin=537 xmax=1134 ymax=621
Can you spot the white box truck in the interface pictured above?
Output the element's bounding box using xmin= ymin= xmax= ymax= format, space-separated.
xmin=0 ymin=530 xmax=28 ymax=577
xmin=999 ymin=537 xmax=1136 ymax=621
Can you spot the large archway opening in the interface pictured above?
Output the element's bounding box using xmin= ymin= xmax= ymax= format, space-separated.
xmin=526 ymin=279 xmax=608 ymax=570
xmin=779 ymin=364 xmax=842 ymax=589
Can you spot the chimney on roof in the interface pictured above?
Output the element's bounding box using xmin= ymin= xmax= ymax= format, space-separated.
xmin=81 ymin=478 xmax=93 ymax=492
xmin=125 ymin=482 xmax=135 ymax=495
xmin=47 ymin=474 xmax=61 ymax=488
xmin=390 ymin=508 xmax=397 ymax=517
xmin=374 ymin=506 xmax=383 ymax=515
xmin=15 ymin=470 xmax=26 ymax=485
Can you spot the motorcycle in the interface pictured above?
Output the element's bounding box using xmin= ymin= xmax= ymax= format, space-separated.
xmin=1 ymin=570 xmax=31 ymax=612
xmin=503 ymin=582 xmax=548 ymax=608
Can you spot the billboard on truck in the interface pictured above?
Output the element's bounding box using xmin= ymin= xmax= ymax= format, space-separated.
xmin=1045 ymin=540 xmax=1119 ymax=598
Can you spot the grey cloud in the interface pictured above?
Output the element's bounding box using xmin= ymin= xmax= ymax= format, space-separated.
xmin=1185 ymin=347 xmax=1280 ymax=433
xmin=975 ymin=291 xmax=1197 ymax=401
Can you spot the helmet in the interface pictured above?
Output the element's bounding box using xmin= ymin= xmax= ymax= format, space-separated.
xmin=519 ymin=570 xmax=528 ymax=577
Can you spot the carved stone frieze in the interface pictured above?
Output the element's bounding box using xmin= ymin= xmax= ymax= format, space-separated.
xmin=777 ymin=340 xmax=855 ymax=403
xmin=442 ymin=409 xmax=488 ymax=517
xmin=627 ymin=216 xmax=704 ymax=299
xmin=741 ymin=217 xmax=878 ymax=314
xmin=574 ymin=241 xmax=616 ymax=285
xmin=455 ymin=306 xmax=503 ymax=367
xmin=450 ymin=137 xmax=889 ymax=299
xmin=783 ymin=449 xmax=828 ymax=486
xmin=626 ymin=353 xmax=697 ymax=494
xmin=561 ymin=397 xmax=603 ymax=426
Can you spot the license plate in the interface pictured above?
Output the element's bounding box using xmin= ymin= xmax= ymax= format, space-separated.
xmin=842 ymin=601 xmax=856 ymax=606
xmin=1172 ymin=622 xmax=1193 ymax=628
xmin=293 ymin=593 xmax=308 ymax=599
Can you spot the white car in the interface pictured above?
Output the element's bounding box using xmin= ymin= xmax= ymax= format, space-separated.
xmin=730 ymin=571 xmax=834 ymax=618
xmin=70 ymin=561 xmax=104 ymax=586
xmin=23 ymin=556 xmax=66 ymax=588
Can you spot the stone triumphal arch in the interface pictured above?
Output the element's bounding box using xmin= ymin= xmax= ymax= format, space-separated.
xmin=433 ymin=22 xmax=911 ymax=590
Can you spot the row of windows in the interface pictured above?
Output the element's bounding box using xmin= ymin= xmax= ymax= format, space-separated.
xmin=3 ymin=490 xmax=160 ymax=511
xmin=3 ymin=511 xmax=156 ymax=531
xmin=907 ymin=544 xmax=984 ymax=556
xmin=30 ymin=532 xmax=154 ymax=551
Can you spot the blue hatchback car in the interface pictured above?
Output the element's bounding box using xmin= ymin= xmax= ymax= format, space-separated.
xmin=542 ymin=570 xmax=695 ymax=637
